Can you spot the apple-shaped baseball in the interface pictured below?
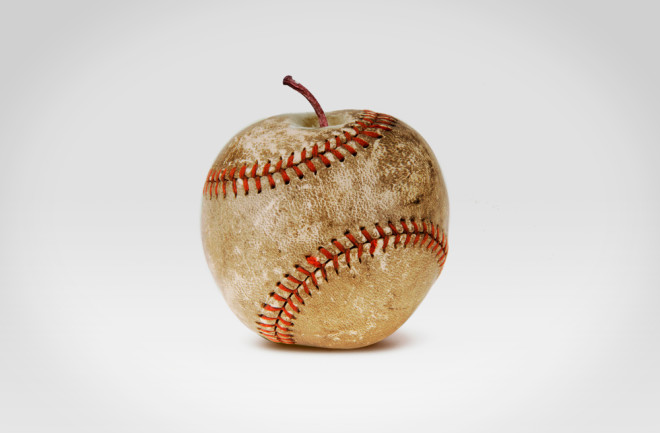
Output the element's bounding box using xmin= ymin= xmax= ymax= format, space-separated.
xmin=201 ymin=76 xmax=449 ymax=348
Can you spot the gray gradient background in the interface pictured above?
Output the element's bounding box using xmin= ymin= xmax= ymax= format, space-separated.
xmin=1 ymin=1 xmax=659 ymax=432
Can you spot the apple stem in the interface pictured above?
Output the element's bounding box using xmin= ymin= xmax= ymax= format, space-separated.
xmin=283 ymin=75 xmax=328 ymax=127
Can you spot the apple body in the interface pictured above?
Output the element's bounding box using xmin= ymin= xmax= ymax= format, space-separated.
xmin=201 ymin=109 xmax=449 ymax=348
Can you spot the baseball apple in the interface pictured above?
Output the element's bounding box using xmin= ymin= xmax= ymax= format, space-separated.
xmin=201 ymin=76 xmax=449 ymax=349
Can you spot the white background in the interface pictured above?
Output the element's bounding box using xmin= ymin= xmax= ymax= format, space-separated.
xmin=1 ymin=1 xmax=659 ymax=432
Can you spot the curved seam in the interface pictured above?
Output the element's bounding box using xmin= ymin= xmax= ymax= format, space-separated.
xmin=202 ymin=110 xmax=397 ymax=198
xmin=256 ymin=219 xmax=448 ymax=344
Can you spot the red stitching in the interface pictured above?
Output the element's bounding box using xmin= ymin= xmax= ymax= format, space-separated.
xmin=256 ymin=219 xmax=448 ymax=344
xmin=203 ymin=111 xmax=396 ymax=198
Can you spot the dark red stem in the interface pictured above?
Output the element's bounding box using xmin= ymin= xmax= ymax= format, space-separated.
xmin=283 ymin=75 xmax=328 ymax=127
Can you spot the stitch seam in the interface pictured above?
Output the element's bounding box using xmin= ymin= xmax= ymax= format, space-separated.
xmin=256 ymin=219 xmax=448 ymax=345
xmin=203 ymin=110 xmax=397 ymax=198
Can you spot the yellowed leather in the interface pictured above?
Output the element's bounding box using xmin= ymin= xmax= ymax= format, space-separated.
xmin=201 ymin=109 xmax=449 ymax=348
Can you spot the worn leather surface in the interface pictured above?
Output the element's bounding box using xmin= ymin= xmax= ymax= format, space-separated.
xmin=201 ymin=109 xmax=449 ymax=348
